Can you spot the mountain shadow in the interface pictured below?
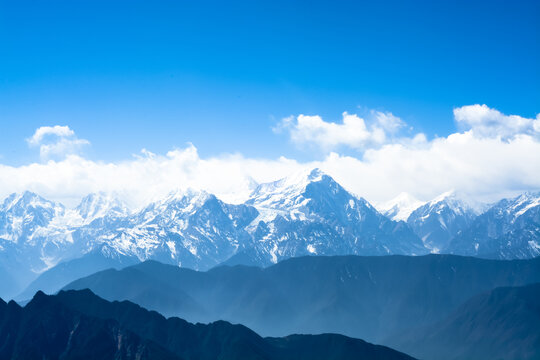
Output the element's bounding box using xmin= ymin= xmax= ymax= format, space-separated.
xmin=0 ymin=289 xmax=415 ymax=360
xmin=64 ymin=254 xmax=540 ymax=344
xmin=388 ymin=283 xmax=540 ymax=360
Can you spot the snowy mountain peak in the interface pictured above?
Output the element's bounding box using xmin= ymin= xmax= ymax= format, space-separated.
xmin=162 ymin=188 xmax=212 ymax=206
xmin=407 ymin=190 xmax=480 ymax=253
xmin=448 ymin=190 xmax=540 ymax=259
xmin=430 ymin=190 xmax=457 ymax=203
xmin=139 ymin=188 xmax=216 ymax=221
xmin=0 ymin=192 xmax=65 ymax=245
xmin=76 ymin=192 xmax=129 ymax=221
xmin=246 ymin=168 xmax=334 ymax=211
xmin=379 ymin=192 xmax=424 ymax=222
xmin=503 ymin=191 xmax=540 ymax=221
xmin=268 ymin=167 xmax=325 ymax=190
xmin=425 ymin=190 xmax=483 ymax=216
xmin=2 ymin=191 xmax=63 ymax=213
xmin=482 ymin=191 xmax=540 ymax=224
xmin=512 ymin=191 xmax=540 ymax=204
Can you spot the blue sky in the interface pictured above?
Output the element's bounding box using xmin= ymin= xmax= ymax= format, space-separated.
xmin=0 ymin=0 xmax=539 ymax=206
xmin=1 ymin=0 xmax=538 ymax=165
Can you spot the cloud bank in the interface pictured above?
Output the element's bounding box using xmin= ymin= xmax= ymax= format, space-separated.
xmin=2 ymin=105 xmax=539 ymax=208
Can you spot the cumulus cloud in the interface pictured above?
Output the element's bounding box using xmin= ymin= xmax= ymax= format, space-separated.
xmin=1 ymin=105 xmax=539 ymax=208
xmin=27 ymin=125 xmax=74 ymax=145
xmin=278 ymin=105 xmax=540 ymax=151
xmin=27 ymin=125 xmax=90 ymax=160
xmin=454 ymin=104 xmax=540 ymax=139
xmin=275 ymin=111 xmax=404 ymax=151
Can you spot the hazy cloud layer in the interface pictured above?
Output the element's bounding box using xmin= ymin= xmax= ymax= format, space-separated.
xmin=2 ymin=105 xmax=539 ymax=208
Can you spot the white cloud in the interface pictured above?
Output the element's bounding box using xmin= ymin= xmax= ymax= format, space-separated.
xmin=372 ymin=110 xmax=404 ymax=133
xmin=279 ymin=105 xmax=540 ymax=151
xmin=324 ymin=132 xmax=540 ymax=204
xmin=27 ymin=125 xmax=90 ymax=160
xmin=454 ymin=104 xmax=540 ymax=139
xmin=0 ymin=145 xmax=304 ymax=208
xmin=27 ymin=125 xmax=74 ymax=145
xmin=275 ymin=112 xmax=392 ymax=151
xmin=1 ymin=105 xmax=539 ymax=208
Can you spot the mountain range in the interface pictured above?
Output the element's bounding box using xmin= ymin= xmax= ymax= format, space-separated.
xmin=389 ymin=282 xmax=540 ymax=360
xmin=63 ymin=255 xmax=540 ymax=348
xmin=1 ymin=168 xmax=540 ymax=300
xmin=382 ymin=189 xmax=540 ymax=259
xmin=448 ymin=192 xmax=540 ymax=259
xmin=0 ymin=289 xmax=414 ymax=360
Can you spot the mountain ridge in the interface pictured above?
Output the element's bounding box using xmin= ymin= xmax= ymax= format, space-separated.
xmin=2 ymin=169 xmax=428 ymax=299
xmin=388 ymin=282 xmax=540 ymax=360
xmin=1 ymin=169 xmax=540 ymax=300
xmin=0 ymin=288 xmax=415 ymax=360
xmin=63 ymin=254 xmax=540 ymax=344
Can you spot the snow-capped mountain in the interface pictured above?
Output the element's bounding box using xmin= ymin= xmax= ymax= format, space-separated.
xmin=243 ymin=169 xmax=428 ymax=263
xmin=0 ymin=191 xmax=69 ymax=298
xmin=14 ymin=189 xmax=260 ymax=301
xmin=1 ymin=169 xmax=539 ymax=300
xmin=76 ymin=169 xmax=427 ymax=270
xmin=406 ymin=191 xmax=479 ymax=253
xmin=378 ymin=192 xmax=424 ymax=222
xmin=0 ymin=191 xmax=77 ymax=273
xmin=76 ymin=192 xmax=130 ymax=223
xmin=86 ymin=189 xmax=259 ymax=270
xmin=0 ymin=191 xmax=133 ymax=275
xmin=448 ymin=192 xmax=540 ymax=259
xmin=0 ymin=191 xmax=65 ymax=244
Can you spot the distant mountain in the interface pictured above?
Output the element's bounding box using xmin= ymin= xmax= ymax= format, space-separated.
xmin=3 ymin=169 xmax=432 ymax=300
xmin=15 ymin=251 xmax=140 ymax=301
xmin=0 ymin=191 xmax=69 ymax=298
xmin=389 ymin=283 xmax=540 ymax=360
xmin=76 ymin=192 xmax=130 ymax=223
xmin=378 ymin=192 xmax=424 ymax=222
xmin=407 ymin=191 xmax=479 ymax=252
xmin=243 ymin=168 xmax=427 ymax=263
xmin=63 ymin=254 xmax=540 ymax=345
xmin=1 ymin=189 xmax=260 ymax=299
xmin=14 ymin=189 xmax=260 ymax=300
xmin=0 ymin=191 xmax=134 ymax=299
xmin=0 ymin=289 xmax=415 ymax=360
xmin=2 ymin=170 xmax=540 ymax=301
xmin=90 ymin=189 xmax=259 ymax=270
xmin=0 ymin=191 xmax=65 ymax=244
xmin=0 ymin=239 xmax=25 ymax=299
xmin=449 ymin=192 xmax=540 ymax=259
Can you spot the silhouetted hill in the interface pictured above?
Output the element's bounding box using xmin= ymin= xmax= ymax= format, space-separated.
xmin=0 ymin=291 xmax=180 ymax=359
xmin=389 ymin=283 xmax=540 ymax=360
xmin=0 ymin=289 xmax=415 ymax=360
xmin=64 ymin=254 xmax=540 ymax=343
